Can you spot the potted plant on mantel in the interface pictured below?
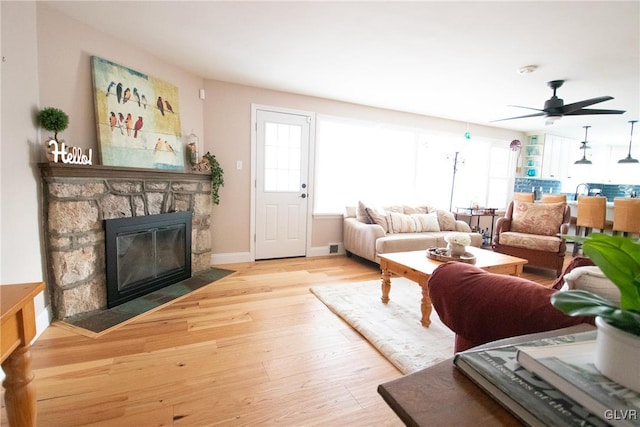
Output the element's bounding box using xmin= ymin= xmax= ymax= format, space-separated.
xmin=551 ymin=233 xmax=640 ymax=392
xmin=38 ymin=107 xmax=70 ymax=162
xmin=37 ymin=106 xmax=69 ymax=142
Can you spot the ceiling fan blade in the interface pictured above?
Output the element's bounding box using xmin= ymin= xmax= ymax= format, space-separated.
xmin=560 ymin=96 xmax=614 ymax=113
xmin=507 ymin=105 xmax=545 ymax=112
xmin=564 ymin=108 xmax=626 ymax=116
xmin=490 ymin=112 xmax=545 ymax=122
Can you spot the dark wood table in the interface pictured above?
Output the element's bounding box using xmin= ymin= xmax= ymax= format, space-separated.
xmin=378 ymin=325 xmax=594 ymax=426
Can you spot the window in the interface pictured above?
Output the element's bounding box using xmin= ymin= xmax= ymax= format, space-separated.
xmin=314 ymin=115 xmax=514 ymax=214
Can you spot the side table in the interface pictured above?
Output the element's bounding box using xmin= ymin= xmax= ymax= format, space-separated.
xmin=378 ymin=325 xmax=594 ymax=426
xmin=1 ymin=282 xmax=45 ymax=427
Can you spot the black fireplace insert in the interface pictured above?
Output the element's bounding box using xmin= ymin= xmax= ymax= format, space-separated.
xmin=104 ymin=211 xmax=192 ymax=308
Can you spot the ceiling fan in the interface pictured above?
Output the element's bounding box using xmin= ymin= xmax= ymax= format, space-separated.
xmin=492 ymin=80 xmax=625 ymax=125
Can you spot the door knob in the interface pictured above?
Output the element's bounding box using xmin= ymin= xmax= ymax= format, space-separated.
xmin=301 ymin=194 xmax=307 ymax=198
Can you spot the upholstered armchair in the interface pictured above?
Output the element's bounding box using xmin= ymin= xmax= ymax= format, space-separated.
xmin=493 ymin=200 xmax=571 ymax=277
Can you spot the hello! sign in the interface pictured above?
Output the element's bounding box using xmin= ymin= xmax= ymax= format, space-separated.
xmin=48 ymin=140 xmax=92 ymax=165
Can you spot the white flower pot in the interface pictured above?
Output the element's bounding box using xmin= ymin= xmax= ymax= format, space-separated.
xmin=594 ymin=317 xmax=640 ymax=393
xmin=447 ymin=242 xmax=466 ymax=257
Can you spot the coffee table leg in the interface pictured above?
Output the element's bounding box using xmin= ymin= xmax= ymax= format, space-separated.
xmin=419 ymin=278 xmax=432 ymax=327
xmin=381 ymin=266 xmax=391 ymax=304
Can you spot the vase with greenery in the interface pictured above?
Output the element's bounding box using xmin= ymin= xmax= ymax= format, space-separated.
xmin=37 ymin=107 xmax=69 ymax=141
xmin=551 ymin=233 xmax=640 ymax=391
xmin=202 ymin=152 xmax=224 ymax=205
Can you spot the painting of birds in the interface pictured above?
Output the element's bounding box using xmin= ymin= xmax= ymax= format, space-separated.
xmin=109 ymin=112 xmax=117 ymax=130
xmin=92 ymin=57 xmax=185 ymax=170
xmin=157 ymin=96 xmax=164 ymax=116
xmin=133 ymin=116 xmax=143 ymax=138
xmin=123 ymin=88 xmax=131 ymax=104
xmin=106 ymin=81 xmax=115 ymax=97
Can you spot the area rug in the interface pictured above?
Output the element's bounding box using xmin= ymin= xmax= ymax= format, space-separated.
xmin=57 ymin=267 xmax=235 ymax=338
xmin=310 ymin=277 xmax=455 ymax=374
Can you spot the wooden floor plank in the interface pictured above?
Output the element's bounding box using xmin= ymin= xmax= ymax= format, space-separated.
xmin=1 ymin=254 xmax=571 ymax=426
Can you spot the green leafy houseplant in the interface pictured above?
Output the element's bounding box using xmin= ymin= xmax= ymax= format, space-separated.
xmin=37 ymin=107 xmax=69 ymax=141
xmin=202 ymin=152 xmax=224 ymax=205
xmin=551 ymin=233 xmax=640 ymax=336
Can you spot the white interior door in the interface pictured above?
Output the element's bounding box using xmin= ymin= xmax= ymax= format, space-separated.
xmin=255 ymin=110 xmax=310 ymax=260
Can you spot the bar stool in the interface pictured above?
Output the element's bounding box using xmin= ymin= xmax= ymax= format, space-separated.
xmin=541 ymin=194 xmax=567 ymax=203
xmin=612 ymin=198 xmax=640 ymax=237
xmin=573 ymin=196 xmax=607 ymax=256
xmin=513 ymin=192 xmax=534 ymax=203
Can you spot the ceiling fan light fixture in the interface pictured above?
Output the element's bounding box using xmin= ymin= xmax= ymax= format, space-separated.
xmin=545 ymin=115 xmax=561 ymax=125
xmin=618 ymin=120 xmax=639 ymax=164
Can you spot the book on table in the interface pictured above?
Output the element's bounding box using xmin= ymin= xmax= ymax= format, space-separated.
xmin=516 ymin=340 xmax=640 ymax=427
xmin=453 ymin=330 xmax=609 ymax=427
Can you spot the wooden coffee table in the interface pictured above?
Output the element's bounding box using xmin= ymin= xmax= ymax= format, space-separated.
xmin=378 ymin=247 xmax=527 ymax=327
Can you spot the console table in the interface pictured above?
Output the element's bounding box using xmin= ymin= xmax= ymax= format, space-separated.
xmin=454 ymin=207 xmax=502 ymax=246
xmin=1 ymin=282 xmax=45 ymax=427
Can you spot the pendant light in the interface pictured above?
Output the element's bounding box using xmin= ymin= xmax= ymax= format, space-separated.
xmin=575 ymin=125 xmax=592 ymax=165
xmin=618 ymin=120 xmax=639 ymax=164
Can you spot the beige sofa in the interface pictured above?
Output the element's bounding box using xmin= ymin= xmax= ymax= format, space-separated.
xmin=343 ymin=202 xmax=483 ymax=263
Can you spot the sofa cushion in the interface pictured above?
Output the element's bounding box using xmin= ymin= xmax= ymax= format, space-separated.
xmin=429 ymin=262 xmax=594 ymax=352
xmin=376 ymin=233 xmax=440 ymax=254
xmin=499 ymin=231 xmax=562 ymax=252
xmin=511 ymin=200 xmax=565 ymax=236
xmin=403 ymin=205 xmax=429 ymax=215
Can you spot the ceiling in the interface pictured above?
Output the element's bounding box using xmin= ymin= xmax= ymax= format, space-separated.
xmin=46 ymin=1 xmax=640 ymax=147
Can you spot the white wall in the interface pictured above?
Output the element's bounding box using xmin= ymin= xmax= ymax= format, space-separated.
xmin=1 ymin=2 xmax=48 ymax=326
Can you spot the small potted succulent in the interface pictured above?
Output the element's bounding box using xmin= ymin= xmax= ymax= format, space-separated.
xmin=37 ymin=107 xmax=69 ymax=142
xmin=551 ymin=233 xmax=640 ymax=392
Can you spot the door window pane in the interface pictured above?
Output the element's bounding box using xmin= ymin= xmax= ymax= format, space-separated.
xmin=264 ymin=122 xmax=302 ymax=192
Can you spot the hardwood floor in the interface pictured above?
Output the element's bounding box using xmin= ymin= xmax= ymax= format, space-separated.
xmin=2 ymin=254 xmax=567 ymax=426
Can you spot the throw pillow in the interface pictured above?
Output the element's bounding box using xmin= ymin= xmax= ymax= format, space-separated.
xmin=431 ymin=209 xmax=457 ymax=231
xmin=388 ymin=212 xmax=417 ymax=233
xmin=356 ymin=201 xmax=372 ymax=223
xmin=365 ymin=206 xmax=389 ymax=233
xmin=411 ymin=212 xmax=440 ymax=232
xmin=511 ymin=201 xmax=565 ymax=236
xmin=564 ymin=266 xmax=620 ymax=305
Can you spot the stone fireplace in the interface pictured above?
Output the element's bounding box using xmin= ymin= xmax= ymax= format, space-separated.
xmin=39 ymin=163 xmax=212 ymax=320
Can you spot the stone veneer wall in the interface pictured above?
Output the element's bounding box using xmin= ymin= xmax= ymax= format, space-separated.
xmin=39 ymin=163 xmax=212 ymax=320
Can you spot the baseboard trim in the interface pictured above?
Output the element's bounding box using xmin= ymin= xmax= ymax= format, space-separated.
xmin=210 ymin=246 xmax=345 ymax=265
